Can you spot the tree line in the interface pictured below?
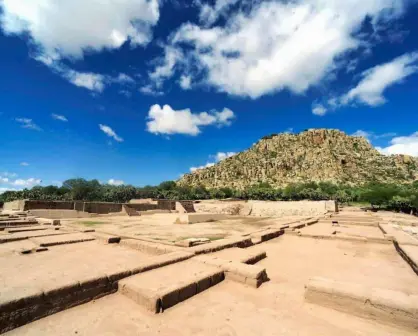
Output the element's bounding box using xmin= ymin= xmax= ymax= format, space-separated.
xmin=1 ymin=178 xmax=418 ymax=214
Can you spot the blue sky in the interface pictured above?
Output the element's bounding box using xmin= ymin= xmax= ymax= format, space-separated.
xmin=1 ymin=0 xmax=418 ymax=192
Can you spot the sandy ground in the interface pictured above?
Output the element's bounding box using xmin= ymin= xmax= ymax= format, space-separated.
xmin=0 ymin=241 xmax=153 ymax=305
xmin=62 ymin=214 xmax=307 ymax=243
xmin=6 ymin=235 xmax=418 ymax=336
xmin=300 ymin=222 xmax=386 ymax=239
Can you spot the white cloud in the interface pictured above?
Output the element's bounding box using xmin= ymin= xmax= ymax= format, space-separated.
xmin=148 ymin=46 xmax=182 ymax=89
xmin=352 ymin=130 xmax=397 ymax=141
xmin=376 ymin=132 xmax=418 ymax=156
xmin=12 ymin=178 xmax=42 ymax=187
xmin=146 ymin=104 xmax=235 ymax=136
xmin=0 ymin=1 xmax=159 ymax=92
xmin=352 ymin=130 xmax=372 ymax=139
xmin=190 ymin=151 xmax=236 ymax=172
xmin=51 ymin=113 xmax=68 ymax=122
xmin=342 ymin=52 xmax=418 ymax=106
xmin=139 ymin=84 xmax=164 ymax=96
xmin=20 ymin=162 xmax=29 ymax=166
xmin=190 ymin=162 xmax=215 ymax=172
xmin=35 ymin=56 xmax=108 ymax=92
xmin=312 ymin=104 xmax=327 ymax=116
xmin=153 ymin=0 xmax=408 ymax=98
xmin=318 ymin=52 xmax=418 ymax=114
xmin=15 ymin=118 xmax=42 ymax=131
xmin=113 ymin=73 xmax=135 ymax=85
xmin=198 ymin=0 xmax=239 ymax=26
xmin=1 ymin=172 xmax=17 ymax=178
xmin=0 ymin=0 xmax=160 ymax=60
xmin=108 ymin=179 xmax=125 ymax=186
xmin=0 ymin=187 xmax=18 ymax=194
xmin=214 ymin=152 xmax=236 ymax=161
xmin=0 ymin=177 xmax=9 ymax=183
xmin=179 ymin=75 xmax=192 ymax=90
xmin=64 ymin=70 xmax=106 ymax=92
xmin=99 ymin=124 xmax=124 ymax=142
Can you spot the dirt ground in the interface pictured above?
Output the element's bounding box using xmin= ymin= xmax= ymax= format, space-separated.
xmin=62 ymin=213 xmax=307 ymax=243
xmin=2 ymin=207 xmax=418 ymax=335
xmin=6 ymin=235 xmax=418 ymax=336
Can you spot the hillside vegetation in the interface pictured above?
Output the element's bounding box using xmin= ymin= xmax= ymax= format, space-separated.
xmin=178 ymin=129 xmax=418 ymax=189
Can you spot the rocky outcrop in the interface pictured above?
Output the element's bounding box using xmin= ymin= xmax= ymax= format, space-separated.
xmin=178 ymin=129 xmax=418 ymax=189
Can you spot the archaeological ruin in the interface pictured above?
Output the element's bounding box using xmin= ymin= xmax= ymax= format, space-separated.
xmin=0 ymin=198 xmax=417 ymax=335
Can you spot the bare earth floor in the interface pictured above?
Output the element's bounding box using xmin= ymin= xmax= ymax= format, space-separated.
xmin=62 ymin=214 xmax=307 ymax=243
xmin=6 ymin=235 xmax=418 ymax=336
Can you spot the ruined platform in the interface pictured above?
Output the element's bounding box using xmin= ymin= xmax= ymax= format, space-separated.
xmin=119 ymin=260 xmax=224 ymax=313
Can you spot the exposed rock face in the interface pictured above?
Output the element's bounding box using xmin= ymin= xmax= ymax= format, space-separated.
xmin=178 ymin=129 xmax=418 ymax=189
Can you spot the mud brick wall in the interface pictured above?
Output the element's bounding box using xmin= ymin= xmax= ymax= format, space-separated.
xmin=157 ymin=200 xmax=176 ymax=211
xmin=83 ymin=202 xmax=123 ymax=214
xmin=24 ymin=200 xmax=75 ymax=211
xmin=126 ymin=203 xmax=159 ymax=211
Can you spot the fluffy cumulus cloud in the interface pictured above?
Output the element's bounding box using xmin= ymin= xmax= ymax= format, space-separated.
xmin=64 ymin=70 xmax=106 ymax=92
xmin=146 ymin=104 xmax=235 ymax=136
xmin=0 ymin=172 xmax=42 ymax=190
xmin=0 ymin=187 xmax=18 ymax=194
xmin=15 ymin=118 xmax=41 ymax=131
xmin=190 ymin=151 xmax=236 ymax=172
xmin=51 ymin=113 xmax=68 ymax=122
xmin=214 ymin=152 xmax=236 ymax=161
xmin=312 ymin=104 xmax=327 ymax=116
xmin=0 ymin=1 xmax=159 ymax=92
xmin=197 ymin=0 xmax=240 ymax=26
xmin=315 ymin=52 xmax=418 ymax=115
xmin=377 ymin=132 xmax=418 ymax=156
xmin=99 ymin=124 xmax=124 ymax=142
xmin=179 ymin=75 xmax=192 ymax=90
xmin=341 ymin=52 xmax=418 ymax=106
xmin=12 ymin=178 xmax=42 ymax=187
xmin=108 ymin=179 xmax=125 ymax=186
xmin=0 ymin=0 xmax=160 ymax=59
xmin=151 ymin=0 xmax=408 ymax=98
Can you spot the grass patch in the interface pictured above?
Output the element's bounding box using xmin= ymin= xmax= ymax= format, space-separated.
xmin=80 ymin=221 xmax=105 ymax=227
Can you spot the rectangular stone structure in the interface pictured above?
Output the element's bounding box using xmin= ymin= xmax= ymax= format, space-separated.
xmin=119 ymin=260 xmax=224 ymax=313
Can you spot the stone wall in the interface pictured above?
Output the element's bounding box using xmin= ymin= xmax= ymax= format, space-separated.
xmin=157 ymin=200 xmax=176 ymax=211
xmin=24 ymin=200 xmax=75 ymax=211
xmin=83 ymin=202 xmax=122 ymax=214
xmin=249 ymin=200 xmax=337 ymax=217
xmin=194 ymin=200 xmax=337 ymax=217
xmin=126 ymin=203 xmax=159 ymax=211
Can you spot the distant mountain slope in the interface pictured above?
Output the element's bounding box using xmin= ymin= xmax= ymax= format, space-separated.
xmin=178 ymin=129 xmax=418 ymax=189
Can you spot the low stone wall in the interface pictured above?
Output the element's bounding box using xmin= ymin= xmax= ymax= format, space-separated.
xmin=83 ymin=202 xmax=122 ymax=214
xmin=24 ymin=201 xmax=75 ymax=211
xmin=127 ymin=203 xmax=159 ymax=211
xmin=249 ymin=200 xmax=336 ymax=217
xmin=157 ymin=200 xmax=176 ymax=211
xmin=195 ymin=200 xmax=336 ymax=217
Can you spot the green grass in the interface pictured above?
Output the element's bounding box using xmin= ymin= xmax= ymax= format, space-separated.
xmin=79 ymin=221 xmax=105 ymax=227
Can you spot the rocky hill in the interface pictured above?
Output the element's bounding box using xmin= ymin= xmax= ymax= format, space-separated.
xmin=178 ymin=129 xmax=418 ymax=189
